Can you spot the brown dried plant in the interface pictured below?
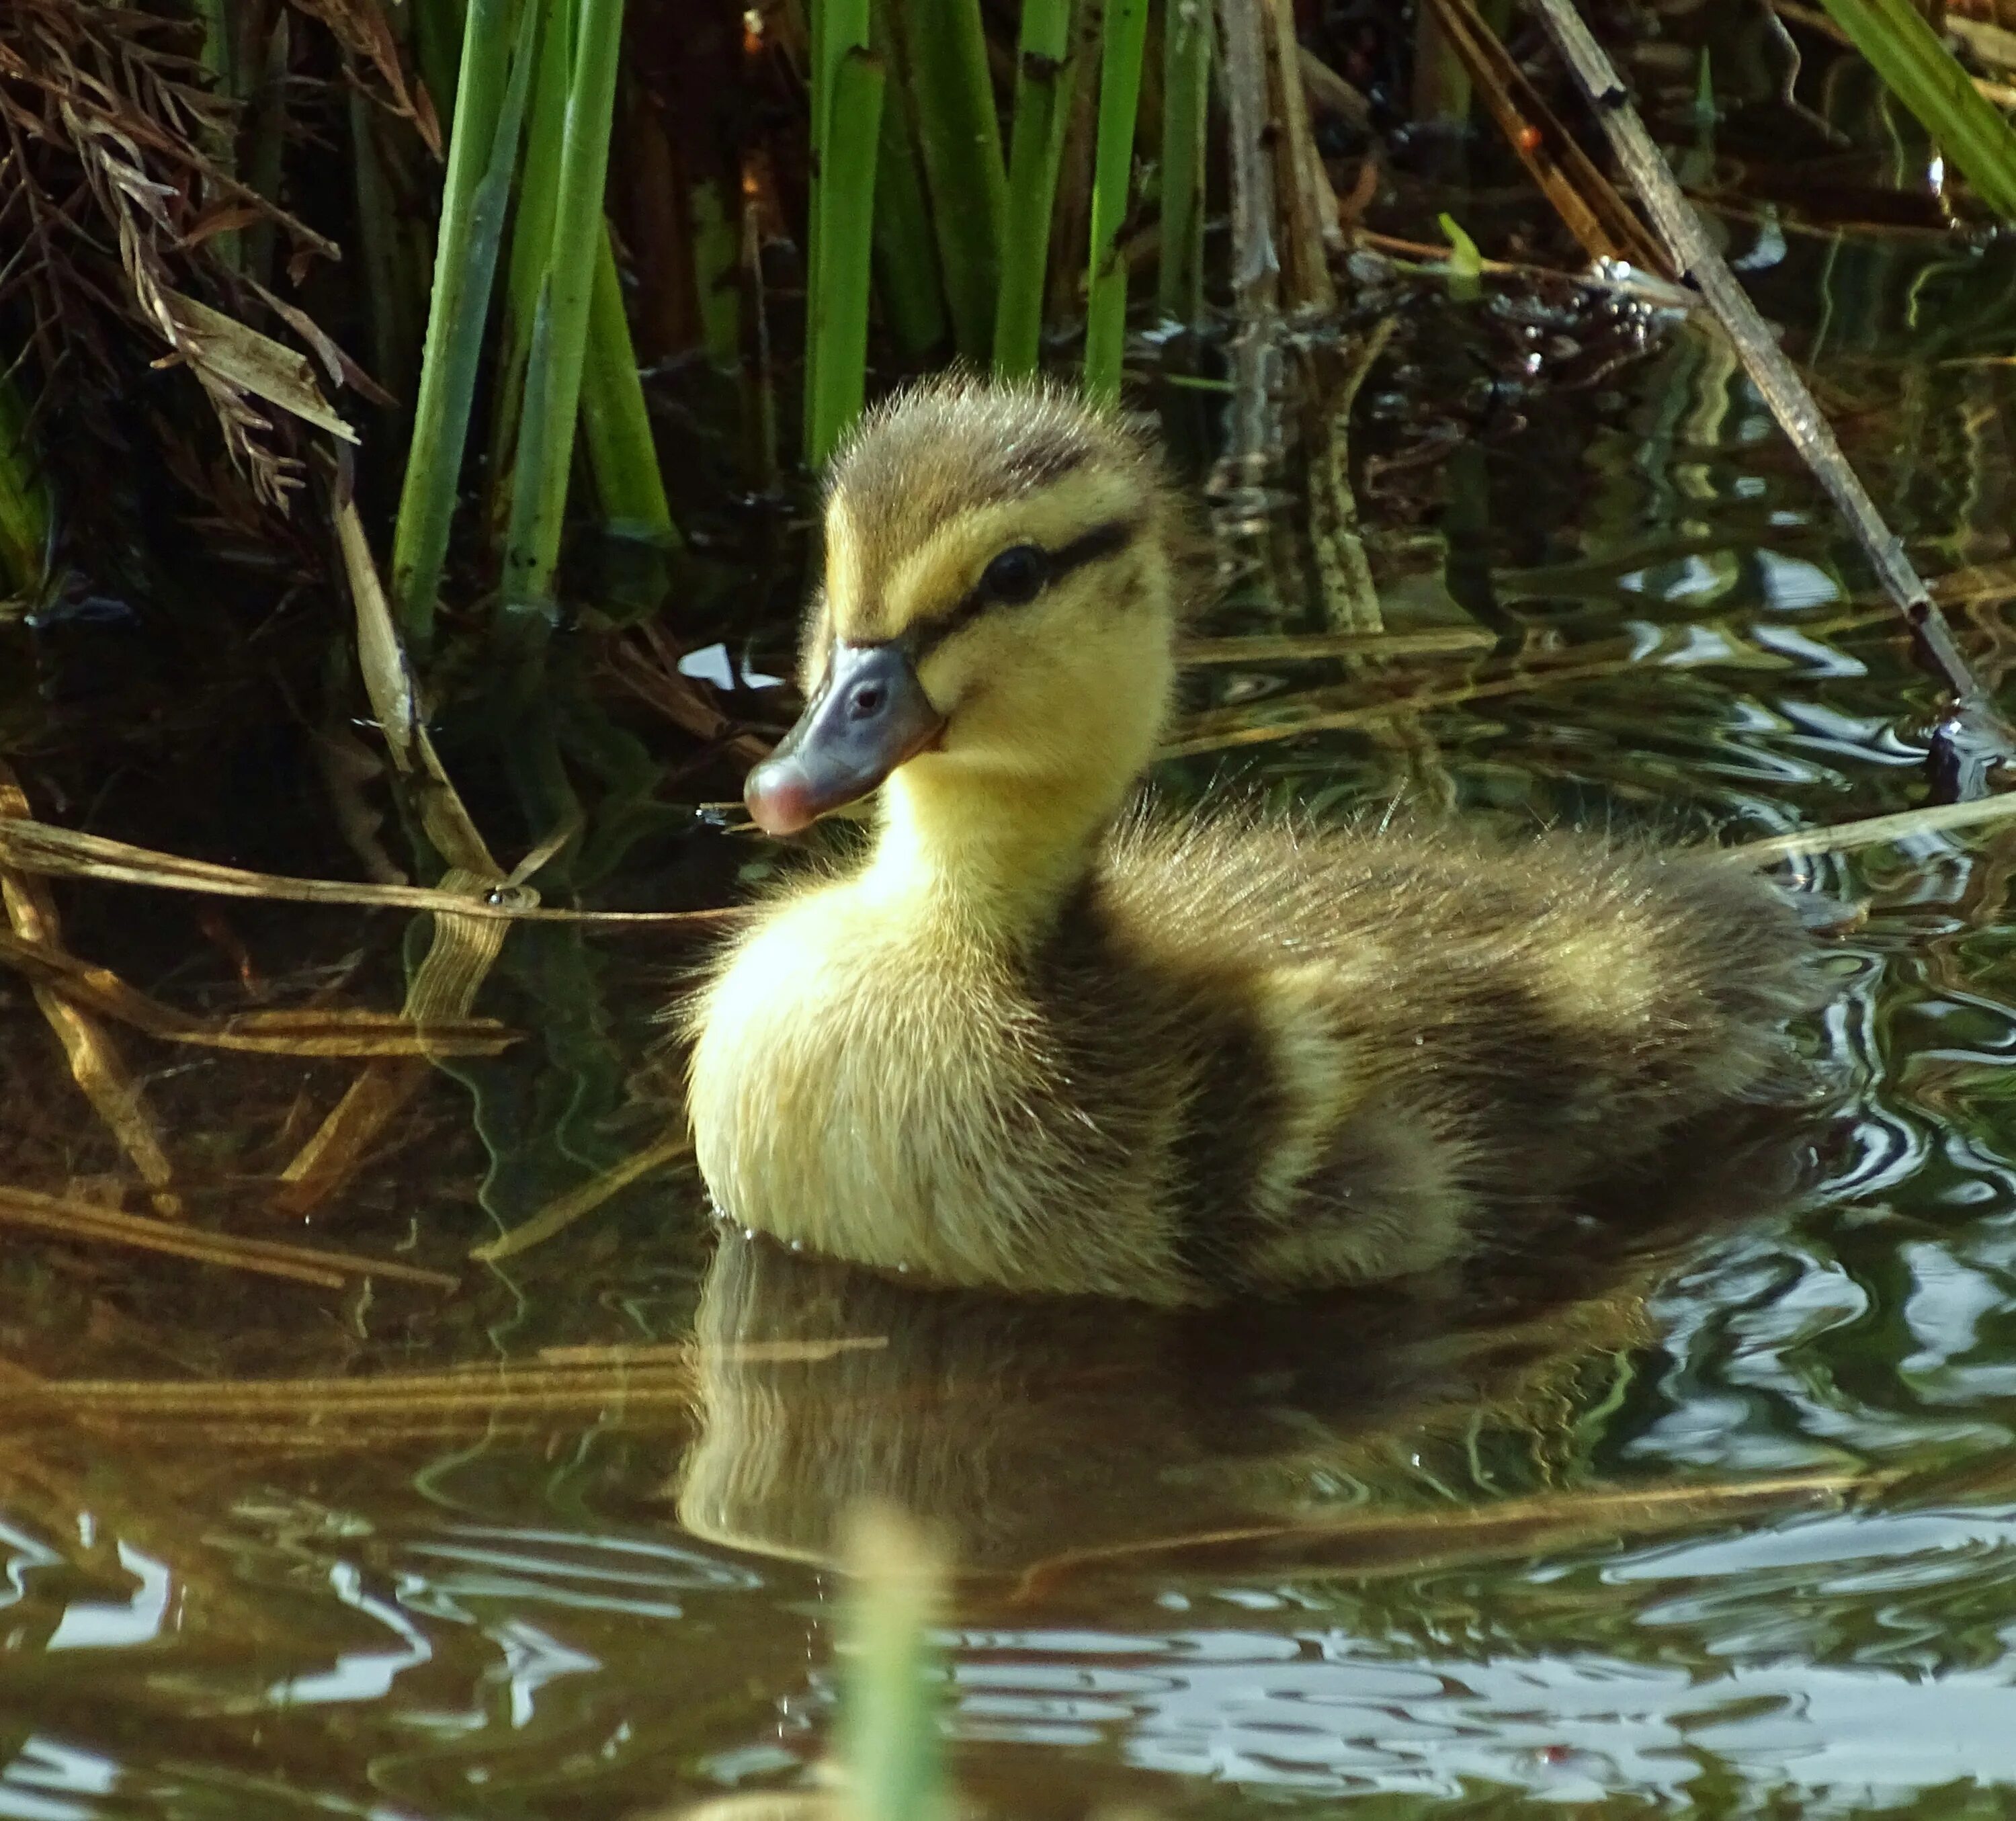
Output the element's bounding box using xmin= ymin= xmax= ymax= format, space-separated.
xmin=0 ymin=0 xmax=351 ymax=509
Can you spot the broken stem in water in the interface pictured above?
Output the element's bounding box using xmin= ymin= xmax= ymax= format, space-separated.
xmin=1525 ymin=0 xmax=2013 ymax=796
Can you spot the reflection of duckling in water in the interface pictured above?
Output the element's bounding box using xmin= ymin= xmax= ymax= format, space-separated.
xmin=675 ymin=1125 xmax=1808 ymax=1576
xmin=685 ymin=380 xmax=1822 ymax=1306
xmin=671 ymin=1231 xmax=1564 ymax=1573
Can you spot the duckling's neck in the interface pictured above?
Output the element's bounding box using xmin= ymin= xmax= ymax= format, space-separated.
xmin=861 ymin=765 xmax=1122 ymax=940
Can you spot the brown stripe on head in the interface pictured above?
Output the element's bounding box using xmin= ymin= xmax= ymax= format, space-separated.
xmin=818 ymin=378 xmax=1161 ymax=644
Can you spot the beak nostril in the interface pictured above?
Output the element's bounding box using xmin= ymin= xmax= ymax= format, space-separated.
xmin=849 ymin=684 xmax=884 ymax=719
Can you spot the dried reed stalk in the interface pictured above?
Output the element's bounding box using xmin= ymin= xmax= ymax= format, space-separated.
xmin=0 ymin=1183 xmax=458 ymax=1290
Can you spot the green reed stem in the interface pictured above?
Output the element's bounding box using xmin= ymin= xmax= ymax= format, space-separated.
xmin=806 ymin=0 xmax=870 ymax=459
xmin=688 ymin=177 xmax=744 ymax=368
xmin=994 ymin=0 xmax=1075 ymax=376
xmin=485 ymin=0 xmax=571 ymax=547
xmin=389 ymin=0 xmax=535 ymax=648
xmin=869 ymin=0 xmax=950 ymax=360
xmin=500 ymin=0 xmax=628 ymax=615
xmin=1819 ymin=0 xmax=2016 ymax=218
xmin=806 ymin=0 xmax=871 ymax=450
xmin=0 ymin=367 xmax=50 ymax=601
xmin=194 ymin=0 xmax=241 ymax=271
xmin=1083 ymin=0 xmax=1148 ymax=399
xmin=1411 ymin=0 xmax=1470 ymax=128
xmin=579 ymin=225 xmax=678 ymax=544
xmin=895 ymin=0 xmax=1008 ymax=360
xmin=1157 ymin=0 xmax=1210 ymax=322
xmin=807 ymin=46 xmax=887 ymax=466
xmin=839 ymin=1511 xmax=947 ymax=1821
xmin=348 ymin=85 xmax=428 ymax=404
xmin=412 ymin=0 xmax=468 ymax=136
xmin=242 ymin=12 xmax=292 ymax=286
xmin=804 ymin=0 xmax=831 ymax=431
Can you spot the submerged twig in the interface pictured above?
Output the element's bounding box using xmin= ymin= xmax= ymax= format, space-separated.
xmin=1307 ymin=316 xmax=1396 ymax=633
xmin=0 ymin=927 xmax=515 ymax=1056
xmin=472 ymin=1133 xmax=695 ymax=1261
xmin=1165 ymin=654 xmax=1636 ymax=757
xmin=0 ymin=765 xmax=182 ymax=1216
xmin=1525 ymin=0 xmax=2015 ymax=797
xmin=1012 ymin=1468 xmax=1890 ymax=1601
xmin=9 ymin=1339 xmax=887 ymax=1446
xmin=1178 ymin=626 xmax=1496 ymax=667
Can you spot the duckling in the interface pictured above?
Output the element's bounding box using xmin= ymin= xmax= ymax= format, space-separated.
xmin=684 ymin=378 xmax=1818 ymax=1307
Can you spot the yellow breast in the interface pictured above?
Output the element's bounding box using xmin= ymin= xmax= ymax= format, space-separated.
xmin=687 ymin=883 xmax=1080 ymax=1288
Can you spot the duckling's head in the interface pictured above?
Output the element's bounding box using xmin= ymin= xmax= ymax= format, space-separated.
xmin=745 ymin=380 xmax=1191 ymax=855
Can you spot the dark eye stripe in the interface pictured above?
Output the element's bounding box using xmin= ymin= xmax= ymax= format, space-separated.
xmin=906 ymin=517 xmax=1140 ymax=660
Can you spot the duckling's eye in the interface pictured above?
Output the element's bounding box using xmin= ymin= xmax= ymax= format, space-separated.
xmin=980 ymin=544 xmax=1049 ymax=605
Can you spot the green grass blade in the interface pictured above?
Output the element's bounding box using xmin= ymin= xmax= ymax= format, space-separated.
xmin=869 ymin=0 xmax=950 ymax=359
xmin=389 ymin=0 xmax=536 ymax=648
xmin=806 ymin=0 xmax=870 ymax=459
xmin=895 ymin=0 xmax=1007 ymax=359
xmin=1820 ymin=0 xmax=2016 ymax=219
xmin=1083 ymin=0 xmax=1148 ymax=399
xmin=807 ymin=46 xmax=887 ymax=466
xmin=579 ymin=222 xmax=679 ymax=544
xmin=994 ymin=0 xmax=1075 ymax=376
xmin=1157 ymin=0 xmax=1210 ymax=321
xmin=500 ymin=0 xmax=630 ymax=611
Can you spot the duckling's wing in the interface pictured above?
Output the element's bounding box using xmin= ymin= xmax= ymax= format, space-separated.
xmin=1099 ymin=804 xmax=1825 ymax=1194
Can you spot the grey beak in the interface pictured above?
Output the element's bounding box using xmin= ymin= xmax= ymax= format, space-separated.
xmin=745 ymin=642 xmax=946 ymax=836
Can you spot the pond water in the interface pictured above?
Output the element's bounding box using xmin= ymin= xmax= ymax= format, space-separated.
xmin=10 ymin=181 xmax=2016 ymax=1821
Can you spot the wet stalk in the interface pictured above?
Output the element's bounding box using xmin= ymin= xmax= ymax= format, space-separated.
xmin=1157 ymin=0 xmax=1210 ymax=321
xmin=1083 ymin=0 xmax=1148 ymax=400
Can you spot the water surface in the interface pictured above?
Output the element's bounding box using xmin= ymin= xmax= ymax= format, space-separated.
xmin=8 ymin=210 xmax=2016 ymax=1821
